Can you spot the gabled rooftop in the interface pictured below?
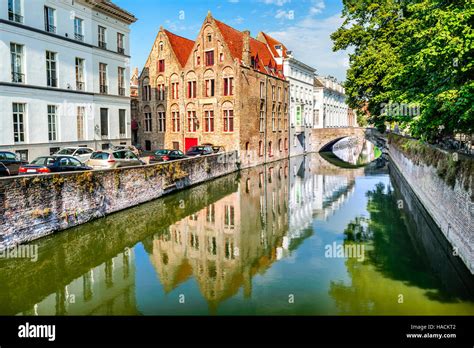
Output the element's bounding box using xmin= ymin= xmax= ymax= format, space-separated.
xmin=163 ymin=29 xmax=195 ymax=68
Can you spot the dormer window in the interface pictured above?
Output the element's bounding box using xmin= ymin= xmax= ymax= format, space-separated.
xmin=275 ymin=45 xmax=282 ymax=50
xmin=207 ymin=34 xmax=212 ymax=42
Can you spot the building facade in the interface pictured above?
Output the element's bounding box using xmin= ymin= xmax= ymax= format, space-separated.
xmin=257 ymin=33 xmax=316 ymax=157
xmin=137 ymin=13 xmax=289 ymax=167
xmin=0 ymin=0 xmax=136 ymax=161
xmin=313 ymin=76 xmax=350 ymax=128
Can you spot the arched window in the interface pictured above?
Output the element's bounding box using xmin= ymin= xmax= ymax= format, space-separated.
xmin=156 ymin=75 xmax=165 ymax=100
xmin=144 ymin=105 xmax=152 ymax=132
xmin=259 ymin=141 xmax=263 ymax=157
xmin=186 ymin=103 xmax=197 ymax=132
xmin=142 ymin=77 xmax=150 ymax=101
xmin=278 ymin=139 xmax=282 ymax=152
xmin=157 ymin=104 xmax=166 ymax=132
xmin=268 ymin=141 xmax=273 ymax=157
xmin=204 ymin=69 xmax=215 ymax=97
xmin=245 ymin=142 xmax=250 ymax=157
xmin=170 ymin=74 xmax=179 ymax=99
xmin=171 ymin=104 xmax=180 ymax=132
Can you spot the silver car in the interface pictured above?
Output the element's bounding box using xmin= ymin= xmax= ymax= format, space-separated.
xmin=55 ymin=147 xmax=94 ymax=162
xmin=86 ymin=150 xmax=144 ymax=169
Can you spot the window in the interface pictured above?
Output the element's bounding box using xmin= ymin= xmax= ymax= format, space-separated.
xmin=260 ymin=82 xmax=265 ymax=99
xmin=157 ymin=84 xmax=165 ymax=100
xmin=207 ymin=34 xmax=212 ymax=42
xmin=47 ymin=105 xmax=57 ymax=141
xmin=99 ymin=63 xmax=107 ymax=94
xmin=8 ymin=0 xmax=23 ymax=23
xmin=44 ymin=6 xmax=55 ymax=33
xmin=278 ymin=139 xmax=282 ymax=152
xmin=187 ymin=111 xmax=197 ymax=132
xmin=75 ymin=58 xmax=85 ymax=91
xmin=46 ymin=51 xmax=57 ymax=87
xmin=119 ymin=109 xmax=126 ymax=137
xmin=16 ymin=150 xmax=28 ymax=161
xmin=224 ymin=205 xmax=235 ymax=228
xmin=272 ymin=85 xmax=276 ymax=100
xmin=10 ymin=43 xmax=24 ymax=83
xmin=278 ymin=87 xmax=282 ymax=101
xmin=144 ymin=111 xmax=152 ymax=132
xmin=278 ymin=105 xmax=282 ymax=131
xmin=223 ymin=77 xmax=233 ymax=96
xmin=272 ymin=104 xmax=276 ymax=131
xmin=259 ymin=141 xmax=263 ymax=157
xmin=158 ymin=59 xmax=165 ymax=72
xmin=219 ymin=53 xmax=224 ymax=62
xmin=157 ymin=110 xmax=165 ymax=132
xmin=118 ymin=67 xmax=125 ymax=96
xmin=205 ymin=79 xmax=215 ymax=97
xmin=187 ymin=81 xmax=197 ymax=98
xmin=77 ymin=107 xmax=85 ymax=141
xmin=223 ymin=109 xmax=234 ymax=132
xmin=205 ymin=50 xmax=214 ymax=66
xmin=13 ymin=103 xmax=25 ymax=143
xmin=98 ymin=26 xmax=106 ymax=49
xmin=74 ymin=17 xmax=84 ymax=41
xmin=172 ymin=111 xmax=180 ymax=132
xmin=171 ymin=82 xmax=179 ymax=99
xmin=117 ymin=33 xmax=125 ymax=54
xmin=259 ymin=102 xmax=265 ymax=133
xmin=204 ymin=110 xmax=214 ymax=132
xmin=100 ymin=108 xmax=108 ymax=137
xmin=284 ymin=138 xmax=288 ymax=150
xmin=268 ymin=141 xmax=273 ymax=157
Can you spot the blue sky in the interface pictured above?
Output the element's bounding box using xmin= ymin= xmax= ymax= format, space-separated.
xmin=114 ymin=0 xmax=349 ymax=81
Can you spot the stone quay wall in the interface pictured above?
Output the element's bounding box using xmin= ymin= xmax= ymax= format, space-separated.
xmin=0 ymin=152 xmax=239 ymax=249
xmin=388 ymin=134 xmax=473 ymax=274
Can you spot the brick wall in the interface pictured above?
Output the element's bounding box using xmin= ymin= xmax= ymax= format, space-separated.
xmin=388 ymin=139 xmax=473 ymax=274
xmin=0 ymin=152 xmax=239 ymax=249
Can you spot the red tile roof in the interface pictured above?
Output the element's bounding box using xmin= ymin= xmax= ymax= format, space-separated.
xmin=260 ymin=32 xmax=288 ymax=59
xmin=163 ymin=29 xmax=194 ymax=68
xmin=214 ymin=19 xmax=284 ymax=79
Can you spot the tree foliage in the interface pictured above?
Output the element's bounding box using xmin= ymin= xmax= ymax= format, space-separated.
xmin=332 ymin=0 xmax=474 ymax=141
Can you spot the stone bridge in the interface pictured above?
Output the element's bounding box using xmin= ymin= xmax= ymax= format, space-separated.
xmin=309 ymin=127 xmax=387 ymax=153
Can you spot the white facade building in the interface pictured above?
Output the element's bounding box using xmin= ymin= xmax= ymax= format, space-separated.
xmin=0 ymin=0 xmax=136 ymax=161
xmin=313 ymin=76 xmax=350 ymax=128
xmin=257 ymin=32 xmax=316 ymax=156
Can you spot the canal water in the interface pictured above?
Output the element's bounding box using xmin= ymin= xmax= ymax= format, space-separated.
xmin=1 ymin=152 xmax=473 ymax=315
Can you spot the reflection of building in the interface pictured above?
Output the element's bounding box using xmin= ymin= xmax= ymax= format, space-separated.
xmin=0 ymin=0 xmax=136 ymax=160
xmin=137 ymin=12 xmax=289 ymax=167
xmin=131 ymin=67 xmax=139 ymax=145
xmin=313 ymin=76 xmax=350 ymax=128
xmin=18 ymin=249 xmax=136 ymax=315
xmin=148 ymin=163 xmax=290 ymax=310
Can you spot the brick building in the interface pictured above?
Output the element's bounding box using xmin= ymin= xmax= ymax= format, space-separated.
xmin=137 ymin=12 xmax=289 ymax=167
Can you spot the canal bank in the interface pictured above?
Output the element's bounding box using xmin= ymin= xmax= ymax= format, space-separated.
xmin=388 ymin=134 xmax=473 ymax=274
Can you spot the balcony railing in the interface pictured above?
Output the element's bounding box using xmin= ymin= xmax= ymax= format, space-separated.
xmin=45 ymin=24 xmax=56 ymax=33
xmin=11 ymin=72 xmax=25 ymax=83
xmin=74 ymin=33 xmax=84 ymax=42
xmin=100 ymin=85 xmax=108 ymax=94
xmin=118 ymin=87 xmax=125 ymax=96
xmin=98 ymin=41 xmax=107 ymax=49
xmin=8 ymin=11 xmax=23 ymax=23
xmin=117 ymin=47 xmax=125 ymax=54
xmin=76 ymin=81 xmax=85 ymax=91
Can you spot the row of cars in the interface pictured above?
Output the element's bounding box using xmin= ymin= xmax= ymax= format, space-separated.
xmin=0 ymin=144 xmax=224 ymax=177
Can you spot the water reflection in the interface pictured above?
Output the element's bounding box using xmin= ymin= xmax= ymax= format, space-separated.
xmin=331 ymin=137 xmax=380 ymax=166
xmin=0 ymin=154 xmax=473 ymax=315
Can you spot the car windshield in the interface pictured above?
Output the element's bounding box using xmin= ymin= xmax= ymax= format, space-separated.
xmin=32 ymin=157 xmax=55 ymax=166
xmin=155 ymin=150 xmax=171 ymax=155
xmin=57 ymin=148 xmax=76 ymax=155
xmin=190 ymin=146 xmax=205 ymax=151
xmin=90 ymin=152 xmax=109 ymax=160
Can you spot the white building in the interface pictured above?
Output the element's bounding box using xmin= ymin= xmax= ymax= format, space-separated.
xmin=0 ymin=0 xmax=136 ymax=161
xmin=313 ymin=76 xmax=350 ymax=128
xmin=257 ymin=32 xmax=316 ymax=156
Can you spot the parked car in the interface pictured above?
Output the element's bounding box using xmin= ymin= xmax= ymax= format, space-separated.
xmin=0 ymin=163 xmax=10 ymax=177
xmin=185 ymin=145 xmax=214 ymax=157
xmin=150 ymin=149 xmax=187 ymax=163
xmin=86 ymin=150 xmax=144 ymax=169
xmin=0 ymin=151 xmax=28 ymax=175
xmin=18 ymin=156 xmax=92 ymax=175
xmin=108 ymin=144 xmax=140 ymax=157
xmin=55 ymin=147 xmax=94 ymax=162
xmin=202 ymin=143 xmax=225 ymax=154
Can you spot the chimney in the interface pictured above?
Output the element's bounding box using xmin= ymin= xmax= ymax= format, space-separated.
xmin=242 ymin=30 xmax=251 ymax=67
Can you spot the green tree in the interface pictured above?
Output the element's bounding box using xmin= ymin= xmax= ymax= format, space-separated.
xmin=332 ymin=0 xmax=474 ymax=141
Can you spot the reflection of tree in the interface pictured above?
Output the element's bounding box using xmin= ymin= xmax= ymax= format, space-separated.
xmin=329 ymin=182 xmax=473 ymax=315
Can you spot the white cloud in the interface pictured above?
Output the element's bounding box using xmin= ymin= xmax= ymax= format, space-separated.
xmin=309 ymin=0 xmax=325 ymax=15
xmin=268 ymin=14 xmax=351 ymax=81
xmin=275 ymin=9 xmax=294 ymax=20
xmin=261 ymin=0 xmax=291 ymax=6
